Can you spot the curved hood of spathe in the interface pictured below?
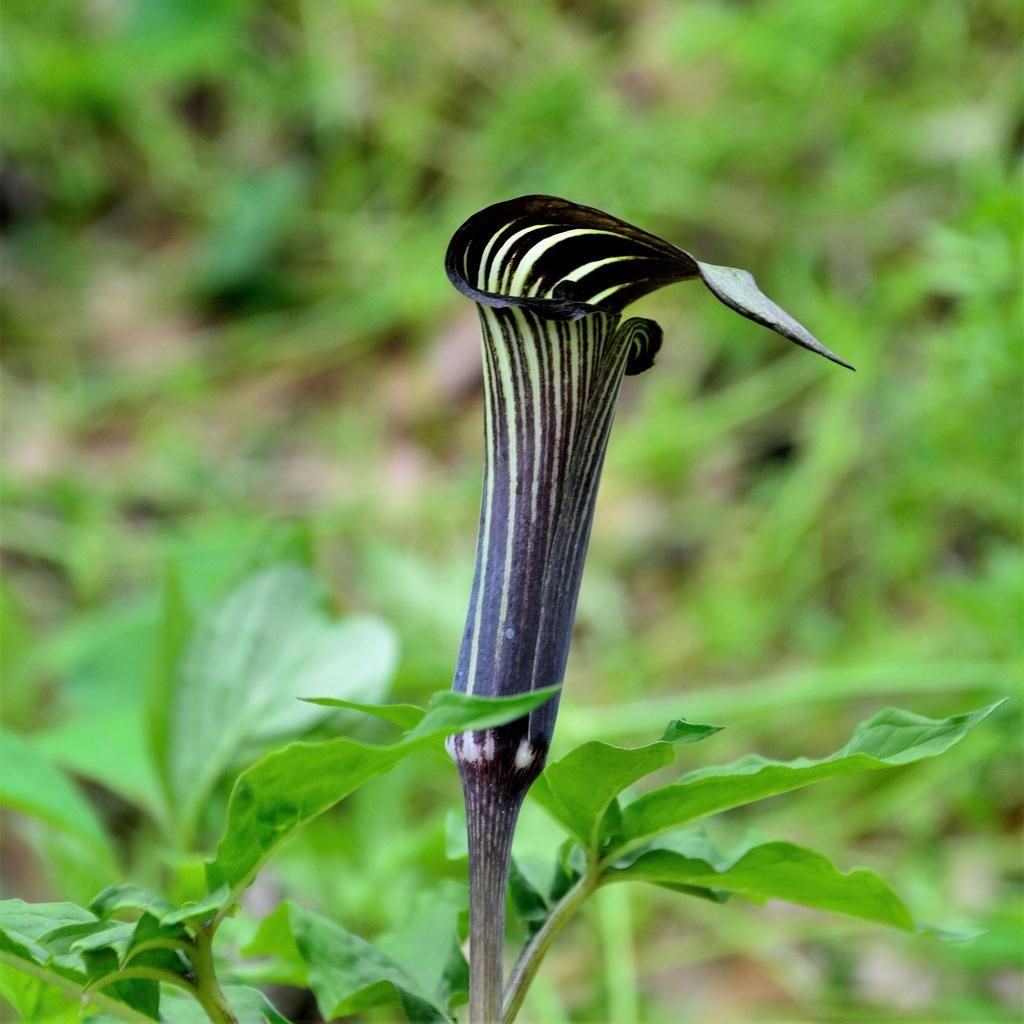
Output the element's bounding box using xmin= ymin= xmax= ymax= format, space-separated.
xmin=445 ymin=194 xmax=854 ymax=370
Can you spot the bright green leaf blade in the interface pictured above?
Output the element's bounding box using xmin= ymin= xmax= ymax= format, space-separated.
xmin=47 ymin=920 xmax=135 ymax=960
xmin=33 ymin=705 xmax=161 ymax=813
xmin=161 ymin=887 xmax=230 ymax=926
xmin=660 ymin=719 xmax=724 ymax=743
xmin=82 ymin=944 xmax=160 ymax=1019
xmin=607 ymin=834 xmax=915 ymax=930
xmin=147 ymin=564 xmax=193 ymax=806
xmin=530 ymin=714 xmax=713 ymax=850
xmin=300 ymin=697 xmax=425 ymax=730
xmin=0 ymin=730 xmax=114 ymax=862
xmin=161 ymin=985 xmax=289 ymax=1024
xmin=206 ymin=738 xmax=404 ymax=896
xmin=0 ymin=901 xmax=156 ymax=1022
xmin=0 ymin=960 xmax=81 ymax=1023
xmin=207 ymin=687 xmax=558 ymax=897
xmin=246 ymin=902 xmax=449 ymax=1023
xmin=0 ymin=901 xmax=96 ymax=963
xmin=616 ymin=703 xmax=1001 ymax=856
xmin=696 ymin=261 xmax=855 ymax=370
xmin=88 ymin=883 xmax=229 ymax=928
xmin=90 ymin=886 xmax=176 ymax=923
xmin=377 ymin=882 xmax=468 ymax=1013
xmin=531 ymin=741 xmax=676 ymax=849
xmin=405 ymin=685 xmax=561 ymax=741
xmin=164 ymin=563 xmax=398 ymax=839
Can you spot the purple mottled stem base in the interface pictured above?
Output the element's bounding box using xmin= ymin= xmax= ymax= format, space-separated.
xmin=452 ymin=731 xmax=546 ymax=1024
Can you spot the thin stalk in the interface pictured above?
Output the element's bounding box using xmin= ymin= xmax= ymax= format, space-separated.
xmin=192 ymin=923 xmax=238 ymax=1024
xmin=502 ymin=872 xmax=598 ymax=1024
xmin=461 ymin=762 xmax=529 ymax=1024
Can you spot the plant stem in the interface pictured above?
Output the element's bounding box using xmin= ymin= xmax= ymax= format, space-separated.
xmin=461 ymin=761 xmax=528 ymax=1024
xmin=502 ymin=872 xmax=598 ymax=1024
xmin=192 ymin=923 xmax=238 ymax=1024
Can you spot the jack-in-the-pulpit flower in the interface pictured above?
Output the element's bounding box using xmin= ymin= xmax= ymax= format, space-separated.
xmin=444 ymin=195 xmax=851 ymax=1023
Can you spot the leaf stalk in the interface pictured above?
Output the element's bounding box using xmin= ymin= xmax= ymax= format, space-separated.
xmin=502 ymin=871 xmax=598 ymax=1024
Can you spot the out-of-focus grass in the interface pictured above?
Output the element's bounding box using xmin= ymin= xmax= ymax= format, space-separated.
xmin=1 ymin=1 xmax=1021 ymax=1021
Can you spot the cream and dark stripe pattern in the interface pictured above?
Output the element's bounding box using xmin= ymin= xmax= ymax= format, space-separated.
xmin=446 ymin=196 xmax=852 ymax=772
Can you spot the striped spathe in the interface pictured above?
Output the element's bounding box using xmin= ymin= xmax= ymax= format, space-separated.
xmin=445 ymin=195 xmax=852 ymax=775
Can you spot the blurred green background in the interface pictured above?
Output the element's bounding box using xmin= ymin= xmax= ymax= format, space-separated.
xmin=1 ymin=1 xmax=1021 ymax=1021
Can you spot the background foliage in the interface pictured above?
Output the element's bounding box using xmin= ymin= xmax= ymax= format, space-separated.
xmin=1 ymin=0 xmax=1021 ymax=1021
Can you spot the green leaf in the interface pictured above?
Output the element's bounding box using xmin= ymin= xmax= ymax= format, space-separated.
xmin=1 ymin=900 xmax=97 ymax=966
xmin=161 ymin=888 xmax=231 ymax=926
xmin=532 ymin=741 xmax=675 ymax=850
xmin=81 ymin=946 xmax=159 ymax=1019
xmin=161 ymin=985 xmax=289 ymax=1024
xmin=89 ymin=883 xmax=229 ymax=928
xmin=0 ymin=900 xmax=155 ymax=1022
xmin=614 ymin=703 xmax=1002 ymax=857
xmin=161 ymin=563 xmax=398 ymax=840
xmin=245 ymin=901 xmax=451 ymax=1023
xmin=44 ymin=920 xmax=135 ymax=961
xmin=90 ymin=886 xmax=176 ymax=924
xmin=0 ymin=730 xmax=114 ymax=863
xmin=207 ymin=687 xmax=559 ymax=898
xmin=660 ymin=719 xmax=724 ymax=743
xmin=404 ymin=686 xmax=561 ymax=741
xmin=508 ymin=857 xmax=553 ymax=935
xmin=301 ymin=697 xmax=425 ymax=731
xmin=33 ymin=705 xmax=162 ymax=814
xmin=530 ymin=716 xmax=718 ymax=850
xmin=0 ymin=960 xmax=80 ymax=1023
xmin=147 ymin=564 xmax=193 ymax=806
xmin=377 ymin=882 xmax=468 ymax=1014
xmin=606 ymin=832 xmax=916 ymax=930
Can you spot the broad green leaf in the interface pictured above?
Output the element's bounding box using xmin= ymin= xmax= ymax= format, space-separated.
xmin=44 ymin=920 xmax=134 ymax=961
xmin=122 ymin=914 xmax=191 ymax=976
xmin=531 ymin=741 xmax=675 ymax=850
xmin=404 ymin=686 xmax=561 ymax=740
xmin=0 ymin=901 xmax=97 ymax=963
xmin=614 ymin=703 xmax=1001 ymax=857
xmin=207 ymin=687 xmax=559 ymax=897
xmin=89 ymin=883 xmax=229 ymax=927
xmin=660 ymin=719 xmax=724 ymax=743
xmin=530 ymin=717 xmax=720 ymax=850
xmin=81 ymin=946 xmax=159 ymax=1018
xmin=33 ymin=705 xmax=161 ymax=813
xmin=607 ymin=833 xmax=915 ymax=930
xmin=508 ymin=857 xmax=553 ymax=935
xmin=377 ymin=882 xmax=468 ymax=1014
xmin=90 ymin=886 xmax=176 ymax=924
xmin=147 ymin=565 xmax=193 ymax=805
xmin=161 ymin=563 xmax=398 ymax=840
xmin=0 ymin=901 xmax=154 ymax=1022
xmin=0 ymin=960 xmax=81 ymax=1023
xmin=0 ymin=583 xmax=35 ymax=730
xmin=301 ymin=697 xmax=425 ymax=730
xmin=161 ymin=888 xmax=231 ymax=926
xmin=161 ymin=985 xmax=289 ymax=1024
xmin=0 ymin=730 xmax=113 ymax=862
xmin=245 ymin=902 xmax=450 ymax=1023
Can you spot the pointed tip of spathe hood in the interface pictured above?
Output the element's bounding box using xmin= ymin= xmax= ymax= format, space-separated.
xmin=695 ymin=260 xmax=856 ymax=371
